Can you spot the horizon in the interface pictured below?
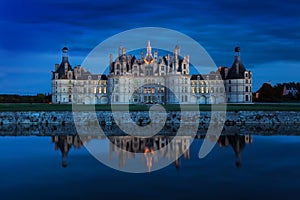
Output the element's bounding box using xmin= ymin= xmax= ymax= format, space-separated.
xmin=1 ymin=0 xmax=299 ymax=95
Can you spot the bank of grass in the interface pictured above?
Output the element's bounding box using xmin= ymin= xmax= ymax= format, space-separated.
xmin=1 ymin=103 xmax=300 ymax=112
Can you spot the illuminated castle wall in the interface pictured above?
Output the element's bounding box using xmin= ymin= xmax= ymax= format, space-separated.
xmin=52 ymin=42 xmax=252 ymax=104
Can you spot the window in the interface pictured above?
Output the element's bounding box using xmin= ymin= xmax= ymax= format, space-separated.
xmin=246 ymin=86 xmax=249 ymax=92
xmin=229 ymin=87 xmax=231 ymax=92
xmin=192 ymin=87 xmax=195 ymax=93
xmin=246 ymin=95 xmax=249 ymax=101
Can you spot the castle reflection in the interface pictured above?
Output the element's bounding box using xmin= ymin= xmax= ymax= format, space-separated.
xmin=51 ymin=134 xmax=252 ymax=170
xmin=218 ymin=134 xmax=253 ymax=168
xmin=52 ymin=135 xmax=84 ymax=167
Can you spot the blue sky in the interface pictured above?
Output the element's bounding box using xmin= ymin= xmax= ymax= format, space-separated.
xmin=0 ymin=0 xmax=299 ymax=94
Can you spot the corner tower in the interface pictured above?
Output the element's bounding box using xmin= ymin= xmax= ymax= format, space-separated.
xmin=226 ymin=46 xmax=252 ymax=103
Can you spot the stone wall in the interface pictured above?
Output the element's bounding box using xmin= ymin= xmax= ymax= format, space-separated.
xmin=0 ymin=111 xmax=300 ymax=125
xmin=1 ymin=123 xmax=300 ymax=136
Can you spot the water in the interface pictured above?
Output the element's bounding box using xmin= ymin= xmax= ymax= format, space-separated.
xmin=0 ymin=126 xmax=300 ymax=200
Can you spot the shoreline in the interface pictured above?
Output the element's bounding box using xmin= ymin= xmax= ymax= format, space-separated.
xmin=1 ymin=123 xmax=300 ymax=136
xmin=0 ymin=110 xmax=300 ymax=125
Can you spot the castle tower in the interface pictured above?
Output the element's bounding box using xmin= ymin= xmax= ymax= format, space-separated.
xmin=226 ymin=45 xmax=252 ymax=103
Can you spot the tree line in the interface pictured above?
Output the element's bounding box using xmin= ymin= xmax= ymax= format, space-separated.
xmin=254 ymin=82 xmax=300 ymax=102
xmin=0 ymin=94 xmax=52 ymax=103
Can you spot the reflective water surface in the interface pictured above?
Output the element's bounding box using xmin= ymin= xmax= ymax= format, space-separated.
xmin=0 ymin=125 xmax=300 ymax=200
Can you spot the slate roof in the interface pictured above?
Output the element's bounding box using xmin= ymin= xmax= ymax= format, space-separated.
xmin=226 ymin=59 xmax=246 ymax=79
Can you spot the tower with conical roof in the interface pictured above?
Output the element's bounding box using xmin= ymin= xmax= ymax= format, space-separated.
xmin=225 ymin=46 xmax=252 ymax=103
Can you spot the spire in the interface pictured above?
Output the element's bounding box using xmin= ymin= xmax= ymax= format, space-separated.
xmin=146 ymin=40 xmax=152 ymax=57
xmin=234 ymin=45 xmax=241 ymax=61
xmin=62 ymin=47 xmax=68 ymax=62
xmin=227 ymin=45 xmax=246 ymax=79
xmin=234 ymin=46 xmax=241 ymax=75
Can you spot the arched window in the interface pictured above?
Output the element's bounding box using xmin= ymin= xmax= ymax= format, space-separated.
xmin=246 ymin=86 xmax=249 ymax=92
xmin=245 ymin=95 xmax=249 ymax=101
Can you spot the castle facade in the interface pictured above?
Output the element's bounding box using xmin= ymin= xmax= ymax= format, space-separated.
xmin=52 ymin=42 xmax=252 ymax=104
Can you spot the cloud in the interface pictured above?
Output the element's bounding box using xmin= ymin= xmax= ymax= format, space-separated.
xmin=0 ymin=0 xmax=299 ymax=94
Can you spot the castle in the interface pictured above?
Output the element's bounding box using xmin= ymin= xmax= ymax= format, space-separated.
xmin=52 ymin=41 xmax=252 ymax=104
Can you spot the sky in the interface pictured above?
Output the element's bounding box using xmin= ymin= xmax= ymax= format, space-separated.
xmin=0 ymin=0 xmax=299 ymax=94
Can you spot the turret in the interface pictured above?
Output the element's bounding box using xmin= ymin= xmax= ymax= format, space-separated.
xmin=234 ymin=46 xmax=241 ymax=61
xmin=62 ymin=47 xmax=68 ymax=63
xmin=146 ymin=40 xmax=152 ymax=58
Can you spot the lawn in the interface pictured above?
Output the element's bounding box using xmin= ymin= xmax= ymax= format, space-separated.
xmin=1 ymin=103 xmax=300 ymax=111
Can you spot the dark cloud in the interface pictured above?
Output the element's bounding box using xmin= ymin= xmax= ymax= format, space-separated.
xmin=0 ymin=0 xmax=299 ymax=93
